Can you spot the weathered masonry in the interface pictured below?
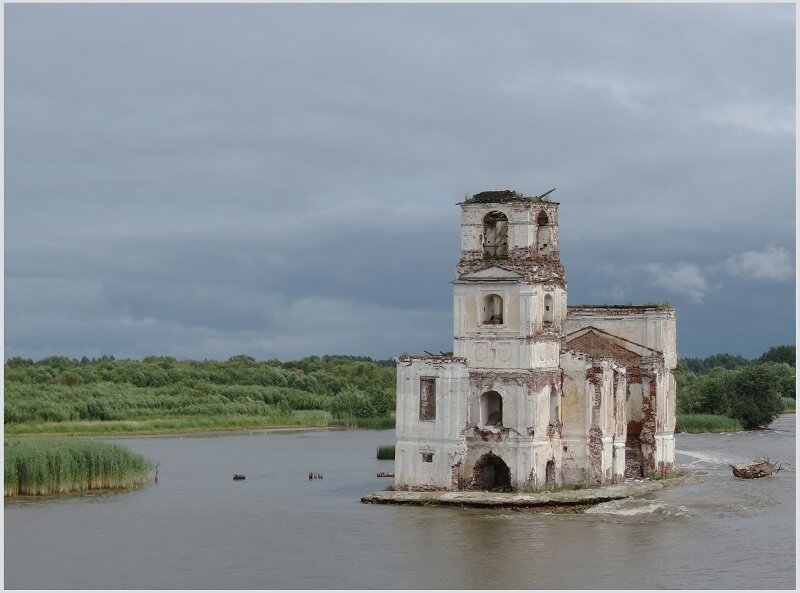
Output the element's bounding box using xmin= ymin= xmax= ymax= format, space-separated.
xmin=394 ymin=190 xmax=676 ymax=491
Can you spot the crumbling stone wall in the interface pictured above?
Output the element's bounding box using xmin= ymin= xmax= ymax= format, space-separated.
xmin=568 ymin=332 xmax=641 ymax=367
xmin=564 ymin=313 xmax=676 ymax=480
xmin=394 ymin=193 xmax=675 ymax=492
xmin=584 ymin=360 xmax=627 ymax=485
xmin=587 ymin=367 xmax=604 ymax=484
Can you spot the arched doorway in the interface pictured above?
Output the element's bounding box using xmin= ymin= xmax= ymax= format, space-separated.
xmin=471 ymin=452 xmax=511 ymax=491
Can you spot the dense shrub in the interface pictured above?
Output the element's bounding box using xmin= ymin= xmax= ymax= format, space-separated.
xmin=727 ymin=365 xmax=785 ymax=429
xmin=4 ymin=355 xmax=397 ymax=428
xmin=329 ymin=387 xmax=376 ymax=419
xmin=675 ymin=349 xmax=794 ymax=429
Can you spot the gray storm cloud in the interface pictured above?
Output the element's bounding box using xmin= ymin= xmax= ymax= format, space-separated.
xmin=5 ymin=3 xmax=795 ymax=361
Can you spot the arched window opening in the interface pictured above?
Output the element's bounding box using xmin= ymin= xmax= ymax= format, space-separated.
xmin=471 ymin=452 xmax=511 ymax=491
xmin=537 ymin=210 xmax=551 ymax=255
xmin=545 ymin=460 xmax=556 ymax=488
xmin=483 ymin=211 xmax=508 ymax=259
xmin=482 ymin=294 xmax=504 ymax=325
xmin=549 ymin=389 xmax=559 ymax=424
xmin=480 ymin=391 xmax=503 ymax=427
xmin=543 ymin=293 xmax=554 ymax=325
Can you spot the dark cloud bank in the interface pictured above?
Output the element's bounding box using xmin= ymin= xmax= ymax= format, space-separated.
xmin=5 ymin=4 xmax=795 ymax=361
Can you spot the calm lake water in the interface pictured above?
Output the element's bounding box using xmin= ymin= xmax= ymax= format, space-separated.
xmin=4 ymin=415 xmax=795 ymax=589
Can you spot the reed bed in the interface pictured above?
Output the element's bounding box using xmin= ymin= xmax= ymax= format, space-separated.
xmin=5 ymin=410 xmax=383 ymax=437
xmin=675 ymin=414 xmax=744 ymax=433
xmin=376 ymin=444 xmax=396 ymax=460
xmin=782 ymin=397 xmax=795 ymax=412
xmin=333 ymin=416 xmax=396 ymax=430
xmin=4 ymin=439 xmax=153 ymax=497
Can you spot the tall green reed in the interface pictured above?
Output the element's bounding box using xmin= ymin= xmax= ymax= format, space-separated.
xmin=675 ymin=414 xmax=744 ymax=433
xmin=4 ymin=439 xmax=153 ymax=497
xmin=376 ymin=445 xmax=396 ymax=460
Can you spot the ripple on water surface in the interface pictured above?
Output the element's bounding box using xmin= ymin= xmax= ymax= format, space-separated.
xmin=4 ymin=417 xmax=796 ymax=589
xmin=584 ymin=496 xmax=692 ymax=521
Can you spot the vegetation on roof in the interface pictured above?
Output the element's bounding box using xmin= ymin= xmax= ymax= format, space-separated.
xmin=464 ymin=188 xmax=556 ymax=204
xmin=569 ymin=303 xmax=673 ymax=310
xmin=641 ymin=302 xmax=673 ymax=310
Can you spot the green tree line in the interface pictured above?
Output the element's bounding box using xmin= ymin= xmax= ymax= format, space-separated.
xmin=675 ymin=345 xmax=795 ymax=429
xmin=4 ymin=355 xmax=396 ymax=427
xmin=5 ymin=345 xmax=794 ymax=432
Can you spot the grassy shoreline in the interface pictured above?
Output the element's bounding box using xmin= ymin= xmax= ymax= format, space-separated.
xmin=4 ymin=412 xmax=395 ymax=437
xmin=675 ymin=414 xmax=744 ymax=433
xmin=676 ymin=407 xmax=794 ymax=434
xmin=9 ymin=410 xmax=792 ymax=438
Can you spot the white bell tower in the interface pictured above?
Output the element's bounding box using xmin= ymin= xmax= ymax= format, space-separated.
xmin=447 ymin=190 xmax=568 ymax=490
xmin=452 ymin=190 xmax=567 ymax=370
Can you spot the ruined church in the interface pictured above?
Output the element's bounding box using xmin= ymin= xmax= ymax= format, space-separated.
xmin=394 ymin=190 xmax=676 ymax=491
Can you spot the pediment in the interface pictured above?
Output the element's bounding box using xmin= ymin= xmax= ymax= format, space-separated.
xmin=564 ymin=326 xmax=661 ymax=362
xmin=457 ymin=266 xmax=524 ymax=282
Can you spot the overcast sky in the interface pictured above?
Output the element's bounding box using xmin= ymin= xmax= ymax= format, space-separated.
xmin=5 ymin=3 xmax=796 ymax=362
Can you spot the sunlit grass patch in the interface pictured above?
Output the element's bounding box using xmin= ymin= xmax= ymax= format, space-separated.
xmin=4 ymin=411 xmax=335 ymax=436
xmin=517 ymin=481 xmax=597 ymax=494
xmin=675 ymin=414 xmax=744 ymax=433
xmin=331 ymin=416 xmax=396 ymax=429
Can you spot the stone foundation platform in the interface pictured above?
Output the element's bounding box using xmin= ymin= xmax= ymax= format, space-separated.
xmin=361 ymin=474 xmax=700 ymax=510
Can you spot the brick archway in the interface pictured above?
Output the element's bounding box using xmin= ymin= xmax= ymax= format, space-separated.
xmin=471 ymin=452 xmax=511 ymax=491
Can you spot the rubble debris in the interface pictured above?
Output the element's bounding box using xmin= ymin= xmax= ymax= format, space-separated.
xmin=730 ymin=458 xmax=782 ymax=479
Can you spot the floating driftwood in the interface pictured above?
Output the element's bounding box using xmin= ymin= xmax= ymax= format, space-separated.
xmin=233 ymin=474 xmax=246 ymax=481
xmin=377 ymin=472 xmax=394 ymax=478
xmin=730 ymin=458 xmax=782 ymax=479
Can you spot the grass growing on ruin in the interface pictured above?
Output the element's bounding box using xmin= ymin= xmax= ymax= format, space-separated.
xmin=377 ymin=445 xmax=396 ymax=460
xmin=675 ymin=414 xmax=744 ymax=433
xmin=4 ymin=439 xmax=153 ymax=497
xmin=641 ymin=302 xmax=673 ymax=310
xmin=518 ymin=481 xmax=598 ymax=494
